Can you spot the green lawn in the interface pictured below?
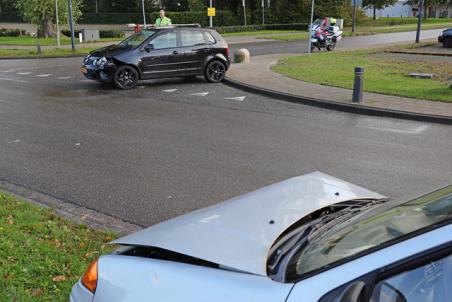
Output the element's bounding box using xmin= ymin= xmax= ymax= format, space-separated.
xmin=258 ymin=23 xmax=452 ymax=41
xmin=273 ymin=49 xmax=452 ymax=102
xmin=0 ymin=36 xmax=119 ymax=46
xmin=0 ymin=48 xmax=95 ymax=58
xmin=222 ymin=30 xmax=299 ymax=37
xmin=0 ymin=192 xmax=116 ymax=301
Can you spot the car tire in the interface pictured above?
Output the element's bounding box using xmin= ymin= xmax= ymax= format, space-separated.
xmin=443 ymin=37 xmax=452 ymax=48
xmin=326 ymin=43 xmax=335 ymax=51
xmin=204 ymin=60 xmax=226 ymax=83
xmin=114 ymin=66 xmax=139 ymax=90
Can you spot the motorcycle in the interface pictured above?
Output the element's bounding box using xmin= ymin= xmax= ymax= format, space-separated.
xmin=309 ymin=18 xmax=343 ymax=52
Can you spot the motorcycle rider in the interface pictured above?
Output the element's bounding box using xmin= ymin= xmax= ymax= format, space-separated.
xmin=317 ymin=17 xmax=329 ymax=46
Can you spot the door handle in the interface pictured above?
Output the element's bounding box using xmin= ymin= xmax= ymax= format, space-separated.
xmin=173 ymin=51 xmax=179 ymax=55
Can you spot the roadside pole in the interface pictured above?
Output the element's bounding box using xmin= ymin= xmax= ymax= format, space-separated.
xmin=141 ymin=0 xmax=147 ymax=28
xmin=415 ymin=0 xmax=424 ymax=43
xmin=243 ymin=0 xmax=247 ymax=26
xmin=209 ymin=0 xmax=213 ymax=28
xmin=352 ymin=0 xmax=357 ymax=33
xmin=262 ymin=0 xmax=265 ymax=25
xmin=54 ymin=0 xmax=60 ymax=48
xmin=307 ymin=0 xmax=315 ymax=55
xmin=67 ymin=0 xmax=75 ymax=52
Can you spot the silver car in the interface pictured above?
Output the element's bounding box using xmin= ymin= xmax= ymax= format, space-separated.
xmin=70 ymin=172 xmax=452 ymax=302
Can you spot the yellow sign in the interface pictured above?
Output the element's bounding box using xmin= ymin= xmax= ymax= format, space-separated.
xmin=207 ymin=7 xmax=216 ymax=17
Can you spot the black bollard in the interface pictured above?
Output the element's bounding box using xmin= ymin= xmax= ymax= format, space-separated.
xmin=352 ymin=67 xmax=364 ymax=103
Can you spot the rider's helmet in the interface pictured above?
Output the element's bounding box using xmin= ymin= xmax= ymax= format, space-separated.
xmin=329 ymin=18 xmax=337 ymax=25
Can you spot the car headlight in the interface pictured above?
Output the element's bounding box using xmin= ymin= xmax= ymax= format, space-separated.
xmin=96 ymin=57 xmax=108 ymax=68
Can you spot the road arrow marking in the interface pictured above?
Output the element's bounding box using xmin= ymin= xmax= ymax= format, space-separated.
xmin=162 ymin=89 xmax=178 ymax=93
xmin=35 ymin=74 xmax=51 ymax=77
xmin=190 ymin=92 xmax=209 ymax=97
xmin=17 ymin=72 xmax=32 ymax=75
xmin=225 ymin=96 xmax=246 ymax=102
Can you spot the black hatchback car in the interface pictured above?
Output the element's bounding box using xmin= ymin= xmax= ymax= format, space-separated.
xmin=438 ymin=28 xmax=452 ymax=48
xmin=81 ymin=26 xmax=231 ymax=89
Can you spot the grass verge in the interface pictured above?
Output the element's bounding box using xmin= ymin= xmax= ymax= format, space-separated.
xmin=258 ymin=23 xmax=452 ymax=41
xmin=272 ymin=46 xmax=452 ymax=102
xmin=0 ymin=36 xmax=119 ymax=46
xmin=0 ymin=48 xmax=96 ymax=58
xmin=0 ymin=192 xmax=116 ymax=301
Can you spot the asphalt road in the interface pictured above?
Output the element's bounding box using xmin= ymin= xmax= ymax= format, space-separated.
xmin=230 ymin=28 xmax=444 ymax=56
xmin=0 ymin=56 xmax=451 ymax=227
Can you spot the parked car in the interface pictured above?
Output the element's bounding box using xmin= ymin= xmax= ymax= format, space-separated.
xmin=438 ymin=28 xmax=452 ymax=48
xmin=70 ymin=172 xmax=452 ymax=302
xmin=80 ymin=26 xmax=230 ymax=89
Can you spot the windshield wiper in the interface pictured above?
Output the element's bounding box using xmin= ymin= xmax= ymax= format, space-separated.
xmin=267 ymin=199 xmax=386 ymax=276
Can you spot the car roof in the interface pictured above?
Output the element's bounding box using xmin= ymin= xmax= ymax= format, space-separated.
xmin=112 ymin=172 xmax=385 ymax=276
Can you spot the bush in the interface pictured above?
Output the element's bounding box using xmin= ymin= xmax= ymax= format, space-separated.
xmin=0 ymin=28 xmax=28 ymax=37
xmin=61 ymin=29 xmax=81 ymax=37
xmin=0 ymin=12 xmax=23 ymax=23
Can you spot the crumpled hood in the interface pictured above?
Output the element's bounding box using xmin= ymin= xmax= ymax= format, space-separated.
xmin=89 ymin=44 xmax=129 ymax=58
xmin=112 ymin=172 xmax=385 ymax=276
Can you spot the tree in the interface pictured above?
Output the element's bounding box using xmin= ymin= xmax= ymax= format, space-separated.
xmin=363 ymin=0 xmax=397 ymax=19
xmin=16 ymin=0 xmax=84 ymax=37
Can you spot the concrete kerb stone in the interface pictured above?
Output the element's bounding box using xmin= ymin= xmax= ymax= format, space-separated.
xmin=223 ymin=76 xmax=452 ymax=125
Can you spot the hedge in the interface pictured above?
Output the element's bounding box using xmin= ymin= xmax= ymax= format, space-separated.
xmin=0 ymin=28 xmax=28 ymax=37
xmin=360 ymin=17 xmax=452 ymax=26
xmin=0 ymin=12 xmax=23 ymax=23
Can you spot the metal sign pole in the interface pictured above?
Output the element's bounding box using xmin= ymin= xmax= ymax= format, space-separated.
xmin=307 ymin=0 xmax=314 ymax=55
xmin=142 ymin=0 xmax=147 ymax=28
xmin=243 ymin=0 xmax=247 ymax=26
xmin=415 ymin=0 xmax=424 ymax=43
xmin=262 ymin=0 xmax=265 ymax=25
xmin=55 ymin=0 xmax=60 ymax=48
xmin=67 ymin=0 xmax=75 ymax=52
xmin=352 ymin=0 xmax=357 ymax=33
xmin=209 ymin=0 xmax=213 ymax=28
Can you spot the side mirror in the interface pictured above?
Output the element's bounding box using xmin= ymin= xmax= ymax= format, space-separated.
xmin=144 ymin=44 xmax=154 ymax=52
xmin=335 ymin=281 xmax=366 ymax=302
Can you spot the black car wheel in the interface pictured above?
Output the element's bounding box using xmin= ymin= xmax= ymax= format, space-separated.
xmin=205 ymin=60 xmax=226 ymax=83
xmin=443 ymin=37 xmax=452 ymax=48
xmin=114 ymin=66 xmax=139 ymax=90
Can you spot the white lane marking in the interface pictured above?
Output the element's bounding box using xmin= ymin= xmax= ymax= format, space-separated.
xmin=57 ymin=76 xmax=72 ymax=80
xmin=35 ymin=74 xmax=51 ymax=77
xmin=162 ymin=89 xmax=178 ymax=93
xmin=225 ymin=96 xmax=246 ymax=102
xmin=0 ymin=77 xmax=28 ymax=83
xmin=1 ymin=70 xmax=14 ymax=73
xmin=267 ymin=60 xmax=279 ymax=69
xmin=357 ymin=118 xmax=430 ymax=135
xmin=7 ymin=139 xmax=21 ymax=144
xmin=14 ymin=67 xmax=41 ymax=71
xmin=17 ymin=72 xmax=32 ymax=75
xmin=75 ymin=143 xmax=81 ymax=146
xmin=190 ymin=92 xmax=209 ymax=97
xmin=79 ymin=79 xmax=92 ymax=82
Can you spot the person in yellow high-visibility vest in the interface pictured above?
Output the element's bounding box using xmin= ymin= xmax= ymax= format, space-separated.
xmin=155 ymin=10 xmax=172 ymax=27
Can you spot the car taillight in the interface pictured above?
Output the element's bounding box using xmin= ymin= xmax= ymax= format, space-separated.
xmin=81 ymin=258 xmax=98 ymax=294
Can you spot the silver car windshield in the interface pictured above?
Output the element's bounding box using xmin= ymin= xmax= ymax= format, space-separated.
xmin=119 ymin=30 xmax=156 ymax=48
xmin=290 ymin=185 xmax=452 ymax=279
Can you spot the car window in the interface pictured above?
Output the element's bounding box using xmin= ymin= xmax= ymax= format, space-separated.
xmin=181 ymin=30 xmax=206 ymax=47
xmin=119 ymin=29 xmax=156 ymax=48
xmin=204 ymin=32 xmax=216 ymax=44
xmin=288 ymin=186 xmax=452 ymax=280
xmin=150 ymin=32 xmax=177 ymax=49
xmin=370 ymin=253 xmax=452 ymax=302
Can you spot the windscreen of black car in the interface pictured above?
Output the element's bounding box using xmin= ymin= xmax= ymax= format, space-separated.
xmin=118 ymin=29 xmax=156 ymax=48
xmin=288 ymin=185 xmax=452 ymax=280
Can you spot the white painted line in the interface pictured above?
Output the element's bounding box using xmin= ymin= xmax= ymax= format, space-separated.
xmin=225 ymin=96 xmax=246 ymax=102
xmin=0 ymin=77 xmax=28 ymax=83
xmin=357 ymin=118 xmax=430 ymax=135
xmin=190 ymin=92 xmax=209 ymax=97
xmin=17 ymin=72 xmax=32 ymax=75
xmin=267 ymin=60 xmax=279 ymax=69
xmin=7 ymin=139 xmax=21 ymax=144
xmin=75 ymin=143 xmax=81 ymax=146
xmin=57 ymin=76 xmax=72 ymax=80
xmin=35 ymin=74 xmax=51 ymax=77
xmin=162 ymin=89 xmax=178 ymax=93
xmin=78 ymin=79 xmax=92 ymax=82
xmin=1 ymin=70 xmax=14 ymax=73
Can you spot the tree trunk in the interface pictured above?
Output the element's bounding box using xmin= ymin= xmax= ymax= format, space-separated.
xmin=39 ymin=18 xmax=55 ymax=38
xmin=373 ymin=6 xmax=376 ymax=19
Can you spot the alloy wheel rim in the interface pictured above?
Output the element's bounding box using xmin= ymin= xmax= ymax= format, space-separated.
xmin=117 ymin=69 xmax=136 ymax=88
xmin=208 ymin=62 xmax=225 ymax=82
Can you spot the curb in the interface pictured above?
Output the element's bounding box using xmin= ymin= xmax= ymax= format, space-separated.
xmin=224 ymin=77 xmax=452 ymax=125
xmin=386 ymin=50 xmax=452 ymax=57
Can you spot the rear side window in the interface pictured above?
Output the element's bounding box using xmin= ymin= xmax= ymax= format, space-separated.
xmin=181 ymin=30 xmax=206 ymax=47
xmin=205 ymin=32 xmax=216 ymax=44
xmin=150 ymin=32 xmax=177 ymax=49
